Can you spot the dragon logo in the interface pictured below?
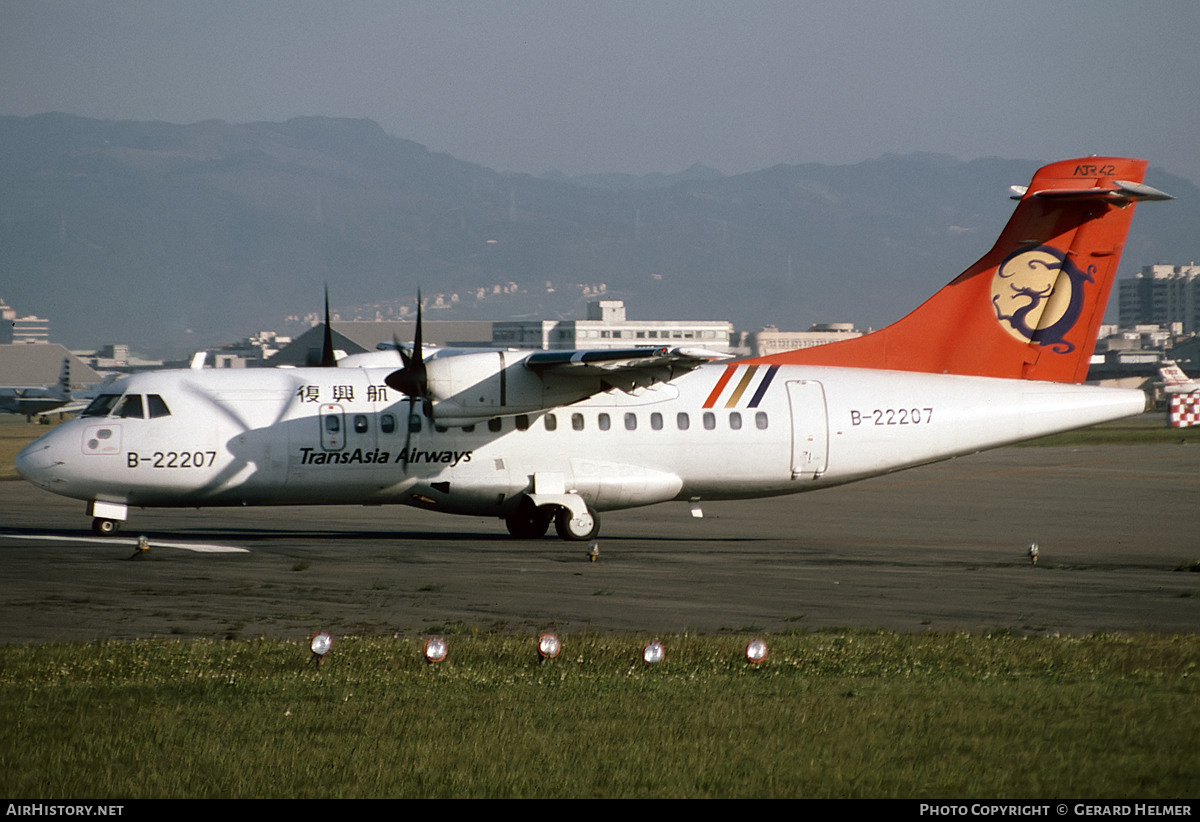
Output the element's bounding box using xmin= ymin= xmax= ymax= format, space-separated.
xmin=991 ymin=246 xmax=1094 ymax=353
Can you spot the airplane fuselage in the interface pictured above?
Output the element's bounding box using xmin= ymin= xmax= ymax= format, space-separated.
xmin=16 ymin=358 xmax=1146 ymax=528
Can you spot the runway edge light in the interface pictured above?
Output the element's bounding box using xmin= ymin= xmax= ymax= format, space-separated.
xmin=424 ymin=635 xmax=448 ymax=664
xmin=744 ymin=638 xmax=769 ymax=665
xmin=642 ymin=641 xmax=665 ymax=665
xmin=309 ymin=631 xmax=333 ymax=666
xmin=538 ymin=632 xmax=561 ymax=661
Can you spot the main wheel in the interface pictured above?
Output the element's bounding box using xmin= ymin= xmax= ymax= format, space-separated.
xmin=92 ymin=517 xmax=120 ymax=536
xmin=504 ymin=498 xmax=552 ymax=539
xmin=554 ymin=504 xmax=600 ymax=541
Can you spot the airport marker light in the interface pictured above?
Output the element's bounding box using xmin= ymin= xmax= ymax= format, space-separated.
xmin=641 ymin=641 xmax=665 ymax=665
xmin=744 ymin=639 xmax=769 ymax=665
xmin=309 ymin=631 xmax=333 ymax=666
xmin=424 ymin=635 xmax=448 ymax=664
xmin=538 ymin=632 xmax=561 ymax=661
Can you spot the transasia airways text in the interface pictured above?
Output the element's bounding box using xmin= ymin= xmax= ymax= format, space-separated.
xmin=297 ymin=447 xmax=473 ymax=466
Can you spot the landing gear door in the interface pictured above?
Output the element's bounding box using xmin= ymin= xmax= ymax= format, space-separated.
xmin=787 ymin=380 xmax=828 ymax=479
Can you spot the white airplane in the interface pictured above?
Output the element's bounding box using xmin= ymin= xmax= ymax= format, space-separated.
xmin=0 ymin=358 xmax=73 ymax=421
xmin=16 ymin=157 xmax=1171 ymax=540
xmin=1159 ymin=361 xmax=1200 ymax=429
xmin=1159 ymin=361 xmax=1200 ymax=394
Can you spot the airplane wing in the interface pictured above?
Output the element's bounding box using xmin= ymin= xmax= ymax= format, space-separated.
xmin=40 ymin=400 xmax=90 ymax=416
xmin=525 ymin=346 xmax=730 ymax=392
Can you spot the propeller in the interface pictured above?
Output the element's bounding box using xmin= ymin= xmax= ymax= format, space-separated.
xmin=385 ymin=291 xmax=434 ymax=419
xmin=385 ymin=292 xmax=434 ymax=472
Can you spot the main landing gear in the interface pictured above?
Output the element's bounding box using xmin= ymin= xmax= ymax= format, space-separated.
xmin=505 ymin=497 xmax=553 ymax=539
xmin=505 ymin=494 xmax=600 ymax=541
xmin=553 ymin=505 xmax=600 ymax=541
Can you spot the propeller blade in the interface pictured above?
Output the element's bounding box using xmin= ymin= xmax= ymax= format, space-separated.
xmin=320 ymin=286 xmax=337 ymax=368
xmin=412 ymin=288 xmax=423 ymax=366
xmin=384 ymin=291 xmax=430 ymax=411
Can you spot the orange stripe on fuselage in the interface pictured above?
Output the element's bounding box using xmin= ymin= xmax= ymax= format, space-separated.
xmin=703 ymin=364 xmax=738 ymax=408
xmin=724 ymin=366 xmax=758 ymax=408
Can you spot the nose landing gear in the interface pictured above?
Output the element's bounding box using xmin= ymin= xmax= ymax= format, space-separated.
xmin=86 ymin=500 xmax=128 ymax=538
xmin=91 ymin=518 xmax=121 ymax=536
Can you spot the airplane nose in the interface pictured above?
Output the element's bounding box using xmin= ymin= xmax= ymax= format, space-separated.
xmin=15 ymin=437 xmax=61 ymax=489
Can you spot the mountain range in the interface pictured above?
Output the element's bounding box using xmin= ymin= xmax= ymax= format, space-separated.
xmin=2 ymin=113 xmax=1195 ymax=358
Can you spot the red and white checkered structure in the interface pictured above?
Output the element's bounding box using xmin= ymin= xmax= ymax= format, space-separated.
xmin=1169 ymin=393 xmax=1200 ymax=428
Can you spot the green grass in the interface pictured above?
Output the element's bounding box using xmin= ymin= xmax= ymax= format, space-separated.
xmin=2 ymin=632 xmax=1196 ymax=798
xmin=1018 ymin=417 xmax=1200 ymax=446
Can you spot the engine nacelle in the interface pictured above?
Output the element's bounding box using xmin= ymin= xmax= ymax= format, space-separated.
xmin=421 ymin=350 xmax=596 ymax=424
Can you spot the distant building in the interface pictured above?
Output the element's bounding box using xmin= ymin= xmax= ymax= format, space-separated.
xmin=11 ymin=315 xmax=50 ymax=344
xmin=0 ymin=299 xmax=14 ymax=344
xmin=1118 ymin=264 xmax=1200 ymax=333
xmin=748 ymin=323 xmax=862 ymax=357
xmin=77 ymin=344 xmax=164 ymax=372
xmin=492 ymin=300 xmax=734 ymax=352
xmin=0 ymin=299 xmax=51 ymax=344
xmin=205 ymin=332 xmax=294 ymax=368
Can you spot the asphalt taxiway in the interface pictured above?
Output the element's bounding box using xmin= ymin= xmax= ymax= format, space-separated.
xmin=2 ymin=444 xmax=1198 ymax=642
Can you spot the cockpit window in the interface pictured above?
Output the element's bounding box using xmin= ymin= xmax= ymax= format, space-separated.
xmin=115 ymin=394 xmax=144 ymax=419
xmin=147 ymin=394 xmax=171 ymax=418
xmin=80 ymin=393 xmax=167 ymax=419
xmin=82 ymin=394 xmax=122 ymax=417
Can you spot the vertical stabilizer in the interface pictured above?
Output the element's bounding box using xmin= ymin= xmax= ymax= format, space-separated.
xmin=56 ymin=357 xmax=71 ymax=396
xmin=746 ymin=158 xmax=1170 ymax=382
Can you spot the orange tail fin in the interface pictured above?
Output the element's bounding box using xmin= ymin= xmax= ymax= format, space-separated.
xmin=745 ymin=157 xmax=1170 ymax=382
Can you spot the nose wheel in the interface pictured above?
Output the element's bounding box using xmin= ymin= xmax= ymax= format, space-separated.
xmin=92 ymin=518 xmax=121 ymax=536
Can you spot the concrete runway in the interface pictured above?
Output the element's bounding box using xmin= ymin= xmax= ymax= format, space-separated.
xmin=2 ymin=444 xmax=1198 ymax=642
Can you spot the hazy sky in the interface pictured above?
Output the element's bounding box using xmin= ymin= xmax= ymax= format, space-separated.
xmin=3 ymin=1 xmax=1199 ymax=184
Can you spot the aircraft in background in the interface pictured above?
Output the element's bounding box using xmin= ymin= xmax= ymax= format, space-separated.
xmin=0 ymin=358 xmax=74 ymax=421
xmin=1159 ymin=361 xmax=1200 ymax=429
xmin=16 ymin=157 xmax=1171 ymax=539
xmin=1159 ymin=361 xmax=1200 ymax=394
